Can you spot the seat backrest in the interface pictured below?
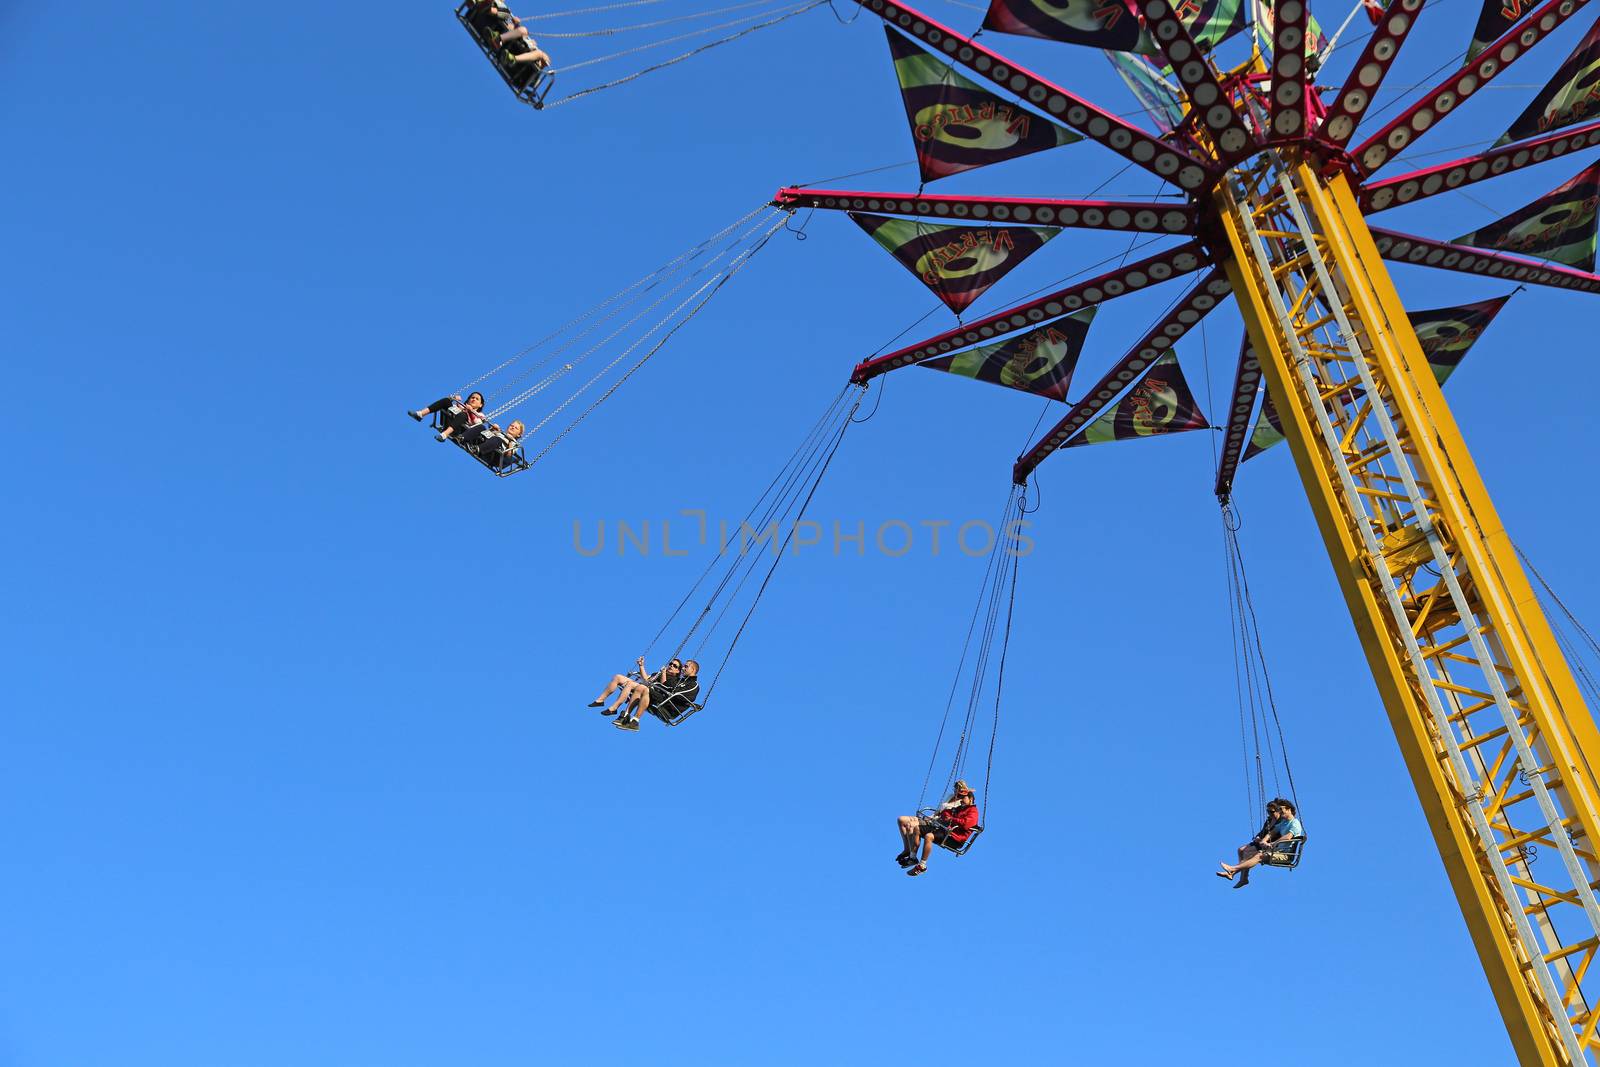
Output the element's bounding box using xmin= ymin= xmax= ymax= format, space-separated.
xmin=1261 ymin=836 xmax=1306 ymax=869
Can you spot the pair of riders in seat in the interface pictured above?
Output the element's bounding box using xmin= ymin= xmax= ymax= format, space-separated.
xmin=588 ymin=657 xmax=701 ymax=731
xmin=895 ymin=781 xmax=980 ymax=877
xmin=464 ymin=0 xmax=552 ymax=79
xmin=409 ymin=392 xmax=525 ymax=470
xmin=1218 ymin=797 xmax=1303 ymax=888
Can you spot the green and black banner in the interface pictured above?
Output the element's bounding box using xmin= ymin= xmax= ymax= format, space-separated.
xmin=849 ymin=212 xmax=1058 ymax=313
xmin=1496 ymin=19 xmax=1600 ymax=144
xmin=886 ymin=28 xmax=1079 ymax=182
xmin=1409 ymin=295 xmax=1512 ymax=384
xmin=919 ymin=310 xmax=1096 ymax=401
xmin=983 ymin=0 xmax=1244 ymax=54
xmin=1468 ymin=0 xmax=1532 ymax=60
xmin=1453 ymin=160 xmax=1600 ymax=271
xmin=1065 ymin=351 xmax=1208 ymax=446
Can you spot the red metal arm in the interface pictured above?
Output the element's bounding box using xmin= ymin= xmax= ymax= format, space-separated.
xmin=1350 ymin=0 xmax=1593 ymax=175
xmin=1320 ymin=0 xmax=1427 ymax=148
xmin=849 ymin=0 xmax=1218 ymax=192
xmin=849 ymin=241 xmax=1213 ymax=383
xmin=1130 ymin=0 xmax=1257 ymax=161
xmin=1012 ymin=269 xmax=1233 ymax=482
xmin=1213 ymin=337 xmax=1262 ymax=500
xmin=1267 ymin=0 xmax=1310 ymax=141
xmin=1360 ymin=119 xmax=1600 ymax=211
xmin=1369 ymin=226 xmax=1600 ymax=293
xmin=773 ymin=187 xmax=1198 ymax=235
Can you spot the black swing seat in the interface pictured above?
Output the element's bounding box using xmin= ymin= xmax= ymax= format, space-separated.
xmin=917 ymin=808 xmax=984 ymax=856
xmin=1259 ymin=835 xmax=1307 ymax=870
xmin=646 ymin=700 xmax=704 ymax=727
xmin=428 ymin=405 xmax=530 ymax=478
xmin=455 ymin=1 xmax=554 ymax=109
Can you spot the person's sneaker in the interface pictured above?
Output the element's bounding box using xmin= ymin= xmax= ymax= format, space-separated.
xmin=599 ymin=707 xmax=617 ymax=716
xmin=620 ymin=718 xmax=641 ymax=732
xmin=436 ymin=432 xmax=452 ymax=442
xmin=586 ymin=700 xmax=606 ymax=708
xmin=896 ymin=853 xmax=915 ymax=868
xmin=408 ymin=410 xmax=424 ymax=422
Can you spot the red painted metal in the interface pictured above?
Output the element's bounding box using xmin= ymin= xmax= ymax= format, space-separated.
xmin=773 ymin=187 xmax=1199 ymax=234
xmin=1320 ymin=0 xmax=1427 ymax=148
xmin=1361 ymin=119 xmax=1600 ymax=211
xmin=1128 ymin=0 xmax=1257 ymax=161
xmin=1350 ymin=0 xmax=1593 ymax=175
xmin=848 ymin=0 xmax=1219 ymax=192
xmin=1013 ymin=269 xmax=1234 ymax=482
xmin=850 ymin=241 xmax=1214 ymax=384
xmin=1267 ymin=0 xmax=1310 ymax=142
xmin=1213 ymin=338 xmax=1263 ymax=500
xmin=1369 ymin=226 xmax=1600 ymax=293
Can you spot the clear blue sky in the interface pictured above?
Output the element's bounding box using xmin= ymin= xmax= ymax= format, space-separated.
xmin=6 ymin=3 xmax=1599 ymax=1064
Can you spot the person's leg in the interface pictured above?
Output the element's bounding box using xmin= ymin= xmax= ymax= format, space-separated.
xmin=607 ymin=681 xmax=636 ymax=714
xmin=499 ymin=23 xmax=529 ymax=44
xmin=510 ymin=47 xmax=549 ymax=65
xmin=592 ymin=674 xmax=629 ymax=704
xmin=897 ymin=816 xmax=919 ymax=859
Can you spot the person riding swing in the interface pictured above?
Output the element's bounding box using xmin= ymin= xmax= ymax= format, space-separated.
xmin=896 ymin=781 xmax=980 ymax=877
xmin=1217 ymin=797 xmax=1303 ymax=888
xmin=587 ymin=657 xmax=700 ymax=731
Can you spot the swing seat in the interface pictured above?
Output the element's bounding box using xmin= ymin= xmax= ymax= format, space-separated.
xmin=428 ymin=407 xmax=530 ymax=478
xmin=455 ymin=1 xmax=555 ymax=109
xmin=647 ymin=701 xmax=704 ymax=727
xmin=918 ymin=808 xmax=984 ymax=856
xmin=1259 ymin=835 xmax=1307 ymax=870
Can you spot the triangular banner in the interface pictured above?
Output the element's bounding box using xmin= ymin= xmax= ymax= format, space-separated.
xmin=984 ymin=0 xmax=1245 ymax=54
xmin=886 ymin=28 xmax=1080 ymax=183
xmin=1453 ymin=160 xmax=1600 ymax=271
xmin=1065 ymin=350 xmax=1209 ymax=447
xmin=1244 ymin=295 xmax=1512 ymax=460
xmin=919 ymin=309 xmax=1096 ymax=401
xmin=1408 ymin=294 xmax=1513 ymax=385
xmin=1495 ymin=19 xmax=1600 ymax=145
xmin=1104 ymin=51 xmax=1186 ymax=133
xmin=1240 ymin=385 xmax=1286 ymax=461
xmin=1467 ymin=0 xmax=1527 ymax=61
xmin=849 ymin=213 xmax=1059 ymax=313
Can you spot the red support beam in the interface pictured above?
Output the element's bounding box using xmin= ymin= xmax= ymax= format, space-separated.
xmin=1213 ymin=338 xmax=1262 ymax=500
xmin=1267 ymin=0 xmax=1310 ymax=141
xmin=773 ymin=187 xmax=1199 ymax=235
xmin=1350 ymin=0 xmax=1593 ymax=175
xmin=1361 ymin=119 xmax=1600 ymax=211
xmin=1320 ymin=0 xmax=1427 ymax=148
xmin=1369 ymin=226 xmax=1600 ymax=293
xmin=1013 ymin=269 xmax=1234 ymax=482
xmin=1130 ymin=0 xmax=1258 ymax=160
xmin=850 ymin=241 xmax=1214 ymax=383
xmin=849 ymin=0 xmax=1219 ymax=192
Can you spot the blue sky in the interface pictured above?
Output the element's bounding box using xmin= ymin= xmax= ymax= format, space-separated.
xmin=6 ymin=2 xmax=1600 ymax=1064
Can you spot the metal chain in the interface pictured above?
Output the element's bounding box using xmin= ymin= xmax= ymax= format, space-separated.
xmin=544 ymin=0 xmax=824 ymax=105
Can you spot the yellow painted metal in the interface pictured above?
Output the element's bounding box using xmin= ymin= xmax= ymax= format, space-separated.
xmin=1214 ymin=150 xmax=1600 ymax=1066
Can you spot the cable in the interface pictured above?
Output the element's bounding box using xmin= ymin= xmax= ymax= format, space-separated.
xmin=544 ymin=0 xmax=825 ymax=106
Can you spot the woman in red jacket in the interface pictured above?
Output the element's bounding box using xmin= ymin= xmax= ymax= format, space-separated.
xmin=896 ymin=781 xmax=980 ymax=877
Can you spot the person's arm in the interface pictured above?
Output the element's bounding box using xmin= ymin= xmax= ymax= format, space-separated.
xmin=635 ymin=656 xmax=648 ymax=681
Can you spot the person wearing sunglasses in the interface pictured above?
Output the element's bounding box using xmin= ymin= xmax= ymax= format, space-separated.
xmin=896 ymin=780 xmax=980 ymax=877
xmin=587 ymin=658 xmax=700 ymax=730
xmin=614 ymin=658 xmax=700 ymax=732
xmin=1217 ymin=797 xmax=1302 ymax=888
